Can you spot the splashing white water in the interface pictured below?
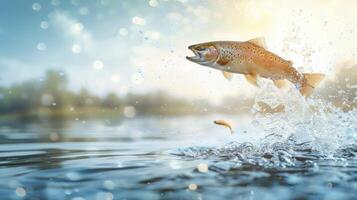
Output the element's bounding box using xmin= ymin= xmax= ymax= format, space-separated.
xmin=174 ymin=81 xmax=357 ymax=167
xmin=252 ymin=80 xmax=356 ymax=154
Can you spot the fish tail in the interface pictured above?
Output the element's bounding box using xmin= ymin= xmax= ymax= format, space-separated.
xmin=297 ymin=73 xmax=325 ymax=97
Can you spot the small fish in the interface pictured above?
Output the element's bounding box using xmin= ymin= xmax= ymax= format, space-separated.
xmin=214 ymin=120 xmax=234 ymax=134
xmin=186 ymin=37 xmax=325 ymax=97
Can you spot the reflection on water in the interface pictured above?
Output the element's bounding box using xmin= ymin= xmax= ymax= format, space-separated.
xmin=0 ymin=112 xmax=356 ymax=200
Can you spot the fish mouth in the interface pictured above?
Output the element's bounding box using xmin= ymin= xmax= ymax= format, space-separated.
xmin=186 ymin=46 xmax=202 ymax=62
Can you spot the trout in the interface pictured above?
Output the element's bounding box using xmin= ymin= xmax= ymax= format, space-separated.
xmin=186 ymin=37 xmax=325 ymax=97
xmin=214 ymin=120 xmax=234 ymax=134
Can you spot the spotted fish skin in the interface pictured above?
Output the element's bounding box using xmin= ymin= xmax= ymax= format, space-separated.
xmin=186 ymin=38 xmax=325 ymax=97
xmin=212 ymin=41 xmax=301 ymax=83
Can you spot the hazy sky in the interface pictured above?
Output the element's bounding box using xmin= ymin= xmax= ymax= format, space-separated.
xmin=0 ymin=0 xmax=356 ymax=103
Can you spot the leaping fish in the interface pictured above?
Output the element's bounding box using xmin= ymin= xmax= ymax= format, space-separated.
xmin=214 ymin=120 xmax=234 ymax=134
xmin=186 ymin=37 xmax=325 ymax=97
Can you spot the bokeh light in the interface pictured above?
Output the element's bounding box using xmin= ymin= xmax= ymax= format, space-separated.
xmin=93 ymin=60 xmax=104 ymax=70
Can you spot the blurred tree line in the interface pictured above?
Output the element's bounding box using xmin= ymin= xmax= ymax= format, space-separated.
xmin=0 ymin=65 xmax=355 ymax=119
xmin=0 ymin=70 xmax=219 ymax=118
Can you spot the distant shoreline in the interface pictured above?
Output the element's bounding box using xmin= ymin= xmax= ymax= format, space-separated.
xmin=0 ymin=107 xmax=238 ymax=122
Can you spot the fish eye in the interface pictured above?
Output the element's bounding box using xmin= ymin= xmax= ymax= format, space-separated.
xmin=195 ymin=46 xmax=206 ymax=51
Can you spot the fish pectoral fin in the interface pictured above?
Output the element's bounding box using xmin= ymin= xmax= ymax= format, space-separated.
xmin=217 ymin=57 xmax=230 ymax=66
xmin=273 ymin=79 xmax=287 ymax=88
xmin=222 ymin=71 xmax=234 ymax=81
xmin=247 ymin=37 xmax=267 ymax=49
xmin=244 ymin=74 xmax=258 ymax=86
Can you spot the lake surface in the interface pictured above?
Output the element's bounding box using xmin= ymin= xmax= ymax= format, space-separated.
xmin=0 ymin=110 xmax=356 ymax=200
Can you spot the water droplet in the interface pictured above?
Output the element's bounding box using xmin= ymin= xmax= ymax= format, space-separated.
xmin=72 ymin=23 xmax=84 ymax=34
xmin=149 ymin=0 xmax=158 ymax=7
xmin=15 ymin=187 xmax=26 ymax=197
xmin=40 ymin=21 xmax=49 ymax=29
xmin=37 ymin=42 xmax=47 ymax=51
xmin=93 ymin=60 xmax=104 ymax=70
xmin=188 ymin=183 xmax=197 ymax=191
xmin=123 ymin=106 xmax=136 ymax=118
xmin=32 ymin=3 xmax=41 ymax=11
xmin=132 ymin=16 xmax=146 ymax=26
xmin=197 ymin=163 xmax=209 ymax=173
xmin=72 ymin=44 xmax=81 ymax=54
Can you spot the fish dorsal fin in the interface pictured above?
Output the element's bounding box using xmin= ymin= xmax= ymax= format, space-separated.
xmin=287 ymin=60 xmax=293 ymax=66
xmin=273 ymin=79 xmax=287 ymax=88
xmin=244 ymin=74 xmax=258 ymax=86
xmin=247 ymin=37 xmax=267 ymax=49
xmin=222 ymin=71 xmax=233 ymax=81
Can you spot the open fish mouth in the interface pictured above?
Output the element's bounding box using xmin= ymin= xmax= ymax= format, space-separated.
xmin=186 ymin=46 xmax=202 ymax=62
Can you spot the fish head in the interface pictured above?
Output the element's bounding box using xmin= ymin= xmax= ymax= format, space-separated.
xmin=186 ymin=42 xmax=219 ymax=66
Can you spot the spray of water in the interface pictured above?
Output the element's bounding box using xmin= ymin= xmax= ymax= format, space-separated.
xmin=174 ymin=17 xmax=356 ymax=168
xmin=174 ymin=80 xmax=356 ymax=169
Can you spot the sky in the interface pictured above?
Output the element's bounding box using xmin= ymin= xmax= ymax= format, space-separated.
xmin=0 ymin=0 xmax=356 ymax=103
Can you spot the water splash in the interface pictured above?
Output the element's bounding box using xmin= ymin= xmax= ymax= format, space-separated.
xmin=174 ymin=81 xmax=357 ymax=168
xmin=253 ymin=80 xmax=356 ymax=153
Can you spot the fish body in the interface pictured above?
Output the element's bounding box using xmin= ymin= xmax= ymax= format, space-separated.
xmin=214 ymin=120 xmax=233 ymax=134
xmin=186 ymin=37 xmax=325 ymax=97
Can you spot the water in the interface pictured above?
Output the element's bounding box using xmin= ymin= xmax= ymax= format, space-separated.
xmin=0 ymin=82 xmax=356 ymax=200
xmin=0 ymin=108 xmax=356 ymax=200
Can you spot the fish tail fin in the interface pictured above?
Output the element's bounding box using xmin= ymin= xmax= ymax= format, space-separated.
xmin=298 ymin=73 xmax=325 ymax=97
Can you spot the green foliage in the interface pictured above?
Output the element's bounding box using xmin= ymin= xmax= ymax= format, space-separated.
xmin=0 ymin=80 xmax=42 ymax=113
xmin=102 ymin=92 xmax=121 ymax=108
xmin=0 ymin=70 xmax=77 ymax=114
xmin=0 ymin=70 xmax=214 ymax=117
xmin=42 ymin=70 xmax=69 ymax=108
xmin=73 ymin=88 xmax=101 ymax=108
